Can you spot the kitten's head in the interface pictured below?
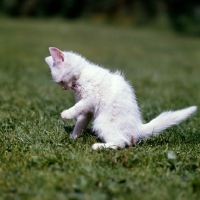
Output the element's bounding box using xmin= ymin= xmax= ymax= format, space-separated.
xmin=45 ymin=47 xmax=81 ymax=90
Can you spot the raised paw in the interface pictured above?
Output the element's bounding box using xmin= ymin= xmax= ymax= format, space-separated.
xmin=61 ymin=110 xmax=74 ymax=119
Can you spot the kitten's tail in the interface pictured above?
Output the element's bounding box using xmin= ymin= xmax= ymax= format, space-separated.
xmin=139 ymin=106 xmax=197 ymax=140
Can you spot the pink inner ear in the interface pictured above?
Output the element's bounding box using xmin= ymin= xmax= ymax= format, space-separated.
xmin=49 ymin=47 xmax=64 ymax=64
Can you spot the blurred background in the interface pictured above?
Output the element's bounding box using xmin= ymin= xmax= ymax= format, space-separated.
xmin=0 ymin=0 xmax=200 ymax=113
xmin=0 ymin=0 xmax=200 ymax=35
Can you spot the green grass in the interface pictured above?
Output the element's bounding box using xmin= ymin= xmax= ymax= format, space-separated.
xmin=0 ymin=17 xmax=200 ymax=200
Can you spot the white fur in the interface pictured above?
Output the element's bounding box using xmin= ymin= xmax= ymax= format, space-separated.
xmin=45 ymin=47 xmax=197 ymax=150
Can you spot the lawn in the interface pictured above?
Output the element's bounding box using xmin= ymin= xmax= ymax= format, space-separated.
xmin=0 ymin=17 xmax=200 ymax=200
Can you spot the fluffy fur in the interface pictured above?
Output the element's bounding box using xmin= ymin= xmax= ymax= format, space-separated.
xmin=45 ymin=47 xmax=197 ymax=150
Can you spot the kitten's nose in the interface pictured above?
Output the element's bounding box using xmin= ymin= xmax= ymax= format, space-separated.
xmin=62 ymin=86 xmax=68 ymax=90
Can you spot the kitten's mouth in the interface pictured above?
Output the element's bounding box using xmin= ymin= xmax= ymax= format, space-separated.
xmin=62 ymin=83 xmax=77 ymax=91
xmin=71 ymin=83 xmax=78 ymax=90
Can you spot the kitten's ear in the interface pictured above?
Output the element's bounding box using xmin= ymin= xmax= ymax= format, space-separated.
xmin=49 ymin=47 xmax=64 ymax=64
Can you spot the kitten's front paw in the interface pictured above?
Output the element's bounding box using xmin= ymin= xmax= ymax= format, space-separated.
xmin=61 ymin=110 xmax=74 ymax=119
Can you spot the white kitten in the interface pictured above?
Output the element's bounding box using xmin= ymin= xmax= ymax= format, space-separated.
xmin=45 ymin=47 xmax=197 ymax=150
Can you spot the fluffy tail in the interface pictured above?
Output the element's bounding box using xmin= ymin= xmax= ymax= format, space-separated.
xmin=140 ymin=106 xmax=197 ymax=139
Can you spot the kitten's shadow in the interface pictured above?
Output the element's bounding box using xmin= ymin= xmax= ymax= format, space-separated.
xmin=63 ymin=125 xmax=74 ymax=133
xmin=61 ymin=125 xmax=103 ymax=144
xmin=63 ymin=125 xmax=96 ymax=136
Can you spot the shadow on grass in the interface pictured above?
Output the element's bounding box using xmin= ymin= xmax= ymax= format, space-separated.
xmin=63 ymin=125 xmax=95 ymax=136
xmin=61 ymin=125 xmax=98 ymax=143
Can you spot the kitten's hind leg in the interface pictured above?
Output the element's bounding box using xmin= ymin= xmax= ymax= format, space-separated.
xmin=71 ymin=113 xmax=93 ymax=139
xmin=92 ymin=142 xmax=125 ymax=150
